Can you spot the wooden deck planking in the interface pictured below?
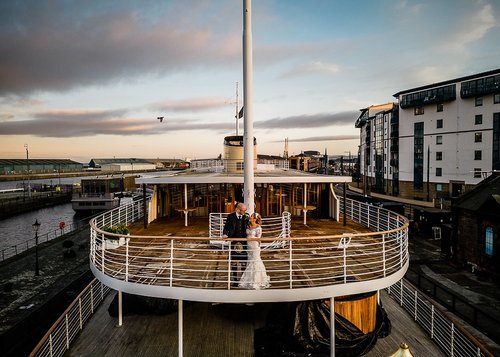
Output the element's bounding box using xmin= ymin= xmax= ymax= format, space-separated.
xmin=66 ymin=290 xmax=445 ymax=357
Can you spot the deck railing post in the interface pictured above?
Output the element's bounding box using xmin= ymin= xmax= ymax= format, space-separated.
xmin=91 ymin=285 xmax=94 ymax=313
xmin=289 ymin=240 xmax=293 ymax=289
xmin=101 ymin=233 xmax=105 ymax=273
xmin=170 ymin=239 xmax=174 ymax=287
xmin=343 ymin=239 xmax=347 ymax=283
xmin=400 ymin=280 xmax=404 ymax=307
xmin=49 ymin=334 xmax=53 ymax=357
xmin=330 ymin=297 xmax=335 ymax=357
xmin=125 ymin=238 xmax=129 ymax=282
xmin=431 ymin=305 xmax=435 ymax=339
xmin=451 ymin=322 xmax=455 ymax=357
xmin=382 ymin=234 xmax=386 ymax=277
xmin=79 ymin=297 xmax=83 ymax=329
xmin=414 ymin=290 xmax=418 ymax=321
xmin=65 ymin=314 xmax=69 ymax=349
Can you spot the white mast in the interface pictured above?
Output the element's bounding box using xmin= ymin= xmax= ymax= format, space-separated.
xmin=235 ymin=82 xmax=239 ymax=135
xmin=243 ymin=0 xmax=254 ymax=214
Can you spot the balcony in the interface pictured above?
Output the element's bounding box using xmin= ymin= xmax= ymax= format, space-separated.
xmin=400 ymin=84 xmax=456 ymax=109
xmin=460 ymin=74 xmax=500 ymax=98
xmin=89 ymin=197 xmax=409 ymax=304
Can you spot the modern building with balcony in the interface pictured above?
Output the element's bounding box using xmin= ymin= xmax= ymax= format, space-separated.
xmin=356 ymin=68 xmax=500 ymax=208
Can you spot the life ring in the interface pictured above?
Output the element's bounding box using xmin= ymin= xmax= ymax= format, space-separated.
xmin=59 ymin=221 xmax=66 ymax=230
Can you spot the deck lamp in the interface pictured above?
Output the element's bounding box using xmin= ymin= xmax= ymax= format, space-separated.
xmin=33 ymin=219 xmax=41 ymax=276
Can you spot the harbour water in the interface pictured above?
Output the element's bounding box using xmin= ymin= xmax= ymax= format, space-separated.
xmin=0 ymin=177 xmax=90 ymax=251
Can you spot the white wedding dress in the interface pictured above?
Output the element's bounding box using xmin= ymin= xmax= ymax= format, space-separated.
xmin=238 ymin=226 xmax=270 ymax=289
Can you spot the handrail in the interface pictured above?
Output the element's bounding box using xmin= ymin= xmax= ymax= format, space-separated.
xmin=89 ymin=197 xmax=409 ymax=297
xmin=208 ymin=211 xmax=291 ymax=249
xmin=29 ymin=278 xmax=110 ymax=357
xmin=387 ymin=279 xmax=494 ymax=357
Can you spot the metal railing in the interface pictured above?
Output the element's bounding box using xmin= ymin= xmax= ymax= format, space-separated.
xmin=29 ymin=278 xmax=110 ymax=357
xmin=405 ymin=269 xmax=500 ymax=345
xmin=1 ymin=219 xmax=89 ymax=262
xmin=387 ymin=279 xmax=492 ymax=357
xmin=89 ymin=197 xmax=409 ymax=291
xmin=208 ymin=211 xmax=291 ymax=249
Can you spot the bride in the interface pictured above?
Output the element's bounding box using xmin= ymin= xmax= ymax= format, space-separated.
xmin=239 ymin=212 xmax=270 ymax=289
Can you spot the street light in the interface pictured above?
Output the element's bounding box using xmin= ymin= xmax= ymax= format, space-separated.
xmin=32 ymin=219 xmax=41 ymax=276
xmin=25 ymin=144 xmax=31 ymax=199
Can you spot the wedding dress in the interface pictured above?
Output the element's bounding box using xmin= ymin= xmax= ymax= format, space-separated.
xmin=239 ymin=226 xmax=270 ymax=289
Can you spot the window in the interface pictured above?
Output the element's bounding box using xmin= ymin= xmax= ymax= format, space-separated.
xmin=414 ymin=106 xmax=424 ymax=115
xmin=436 ymin=119 xmax=443 ymax=128
xmin=475 ymin=132 xmax=482 ymax=142
xmin=436 ymin=151 xmax=442 ymax=160
xmin=474 ymin=150 xmax=482 ymax=160
xmin=475 ymin=114 xmax=483 ymax=125
xmin=475 ymin=96 xmax=483 ymax=106
xmin=436 ymin=135 xmax=443 ymax=145
xmin=436 ymin=167 xmax=442 ymax=176
xmin=495 ymin=93 xmax=500 ymax=104
xmin=474 ymin=168 xmax=482 ymax=178
xmin=485 ymin=226 xmax=493 ymax=256
xmin=436 ymin=183 xmax=442 ymax=192
xmin=437 ymin=103 xmax=443 ymax=112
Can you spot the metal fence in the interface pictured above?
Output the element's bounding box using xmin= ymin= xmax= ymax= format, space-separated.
xmin=29 ymin=279 xmax=110 ymax=357
xmin=0 ymin=218 xmax=90 ymax=262
xmin=387 ymin=279 xmax=492 ymax=357
xmin=405 ymin=269 xmax=500 ymax=346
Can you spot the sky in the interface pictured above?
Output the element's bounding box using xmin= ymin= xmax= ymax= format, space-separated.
xmin=0 ymin=0 xmax=499 ymax=164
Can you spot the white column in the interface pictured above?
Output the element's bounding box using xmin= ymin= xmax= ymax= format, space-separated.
xmin=118 ymin=290 xmax=123 ymax=327
xmin=178 ymin=299 xmax=183 ymax=357
xmin=330 ymin=297 xmax=335 ymax=357
xmin=243 ymin=0 xmax=255 ymax=215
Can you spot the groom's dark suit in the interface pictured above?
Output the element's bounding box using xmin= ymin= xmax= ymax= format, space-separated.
xmin=223 ymin=211 xmax=248 ymax=285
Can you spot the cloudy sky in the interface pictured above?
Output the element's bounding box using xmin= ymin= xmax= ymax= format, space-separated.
xmin=0 ymin=0 xmax=499 ymax=163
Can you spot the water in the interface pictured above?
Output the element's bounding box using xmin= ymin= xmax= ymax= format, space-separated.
xmin=0 ymin=171 xmax=172 ymax=251
xmin=0 ymin=203 xmax=87 ymax=251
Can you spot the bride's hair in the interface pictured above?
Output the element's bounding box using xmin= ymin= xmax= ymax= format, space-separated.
xmin=251 ymin=212 xmax=262 ymax=225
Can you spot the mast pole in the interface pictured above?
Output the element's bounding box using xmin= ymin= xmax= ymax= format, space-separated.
xmin=235 ymin=82 xmax=239 ymax=136
xmin=243 ymin=0 xmax=255 ymax=214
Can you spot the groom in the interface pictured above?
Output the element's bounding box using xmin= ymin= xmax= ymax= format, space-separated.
xmin=223 ymin=202 xmax=249 ymax=286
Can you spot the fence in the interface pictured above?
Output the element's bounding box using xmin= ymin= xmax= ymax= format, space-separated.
xmin=405 ymin=268 xmax=500 ymax=345
xmin=387 ymin=279 xmax=492 ymax=357
xmin=29 ymin=279 xmax=110 ymax=357
xmin=1 ymin=216 xmax=91 ymax=262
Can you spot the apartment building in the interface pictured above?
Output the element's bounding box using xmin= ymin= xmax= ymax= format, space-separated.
xmin=356 ymin=68 xmax=500 ymax=206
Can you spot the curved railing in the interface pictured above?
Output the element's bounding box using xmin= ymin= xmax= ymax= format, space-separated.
xmin=89 ymin=197 xmax=409 ymax=302
xmin=208 ymin=211 xmax=291 ymax=249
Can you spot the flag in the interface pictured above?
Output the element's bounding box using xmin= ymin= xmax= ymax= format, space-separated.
xmin=238 ymin=106 xmax=244 ymax=119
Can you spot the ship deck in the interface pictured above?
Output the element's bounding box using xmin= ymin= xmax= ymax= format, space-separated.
xmin=65 ymin=289 xmax=445 ymax=357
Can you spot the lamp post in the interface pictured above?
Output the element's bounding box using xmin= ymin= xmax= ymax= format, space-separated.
xmin=25 ymin=144 xmax=31 ymax=199
xmin=33 ymin=219 xmax=41 ymax=276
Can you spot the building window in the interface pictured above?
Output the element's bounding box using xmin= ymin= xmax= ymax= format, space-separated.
xmin=494 ymin=113 xmax=500 ymax=171
xmin=436 ymin=167 xmax=442 ymax=176
xmin=474 ymin=150 xmax=482 ymax=160
xmin=485 ymin=226 xmax=493 ymax=256
xmin=475 ymin=96 xmax=483 ymax=106
xmin=414 ymin=122 xmax=424 ymax=190
xmin=474 ymin=168 xmax=482 ymax=178
xmin=436 ymin=119 xmax=443 ymax=128
xmin=436 ymin=135 xmax=443 ymax=145
xmin=414 ymin=106 xmax=424 ymax=115
xmin=436 ymin=151 xmax=442 ymax=160
xmin=475 ymin=114 xmax=483 ymax=124
xmin=475 ymin=132 xmax=482 ymax=142
xmin=437 ymin=103 xmax=443 ymax=112
xmin=495 ymin=93 xmax=500 ymax=104
xmin=436 ymin=183 xmax=442 ymax=192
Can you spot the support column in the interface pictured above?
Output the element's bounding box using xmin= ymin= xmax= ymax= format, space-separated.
xmin=178 ymin=299 xmax=183 ymax=357
xmin=330 ymin=297 xmax=335 ymax=357
xmin=303 ymin=183 xmax=307 ymax=225
xmin=118 ymin=290 xmax=123 ymax=327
